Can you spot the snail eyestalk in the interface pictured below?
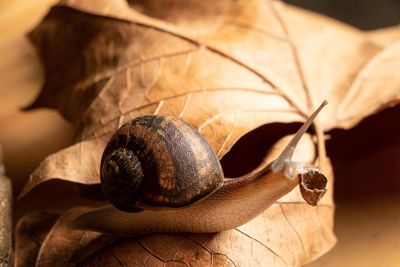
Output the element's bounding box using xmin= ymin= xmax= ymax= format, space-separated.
xmin=271 ymin=100 xmax=327 ymax=173
xmin=269 ymin=100 xmax=328 ymax=205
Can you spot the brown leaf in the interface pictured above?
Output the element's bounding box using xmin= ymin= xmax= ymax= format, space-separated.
xmin=17 ymin=202 xmax=334 ymax=267
xmin=15 ymin=211 xmax=59 ymax=267
xmin=33 ymin=207 xmax=109 ymax=267
xmin=366 ymin=25 xmax=400 ymax=48
xmin=17 ymin=0 xmax=400 ymax=266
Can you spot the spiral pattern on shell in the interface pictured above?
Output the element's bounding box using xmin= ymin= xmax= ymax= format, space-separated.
xmin=100 ymin=115 xmax=224 ymax=212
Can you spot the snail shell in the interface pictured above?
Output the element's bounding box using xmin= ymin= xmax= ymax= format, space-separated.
xmin=101 ymin=115 xmax=224 ymax=212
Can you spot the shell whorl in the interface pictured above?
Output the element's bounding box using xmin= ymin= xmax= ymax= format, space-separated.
xmin=100 ymin=115 xmax=224 ymax=211
xmin=101 ymin=148 xmax=144 ymax=212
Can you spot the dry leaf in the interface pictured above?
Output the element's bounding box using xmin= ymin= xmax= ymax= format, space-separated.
xmin=366 ymin=25 xmax=400 ymax=48
xmin=15 ymin=211 xmax=59 ymax=267
xmin=16 ymin=0 xmax=400 ymax=266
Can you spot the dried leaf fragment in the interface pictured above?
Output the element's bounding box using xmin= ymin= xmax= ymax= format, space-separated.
xmin=299 ymin=169 xmax=328 ymax=206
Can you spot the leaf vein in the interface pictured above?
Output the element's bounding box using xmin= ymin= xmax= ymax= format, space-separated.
xmin=269 ymin=1 xmax=313 ymax=110
xmin=234 ymin=228 xmax=288 ymax=267
xmin=278 ymin=203 xmax=306 ymax=256
xmin=185 ymin=235 xmax=237 ymax=267
xmin=70 ymin=5 xmax=307 ymax=117
xmin=137 ymin=240 xmax=189 ymax=266
xmin=82 ymin=89 xmax=290 ymax=140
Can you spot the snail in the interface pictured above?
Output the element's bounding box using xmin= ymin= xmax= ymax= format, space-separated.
xmin=72 ymin=101 xmax=328 ymax=236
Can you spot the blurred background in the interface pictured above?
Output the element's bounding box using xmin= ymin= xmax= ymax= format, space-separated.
xmin=0 ymin=0 xmax=399 ymax=266
xmin=284 ymin=0 xmax=400 ymax=30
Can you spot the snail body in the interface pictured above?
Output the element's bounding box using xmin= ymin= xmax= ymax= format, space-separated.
xmin=74 ymin=169 xmax=297 ymax=235
xmin=73 ymin=102 xmax=328 ymax=236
